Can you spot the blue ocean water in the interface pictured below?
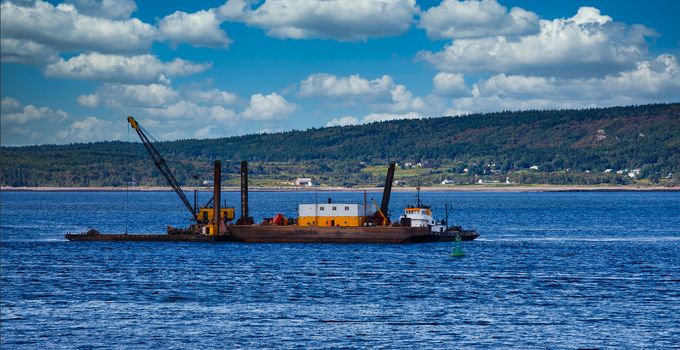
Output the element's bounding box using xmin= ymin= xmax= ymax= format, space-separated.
xmin=1 ymin=190 xmax=679 ymax=348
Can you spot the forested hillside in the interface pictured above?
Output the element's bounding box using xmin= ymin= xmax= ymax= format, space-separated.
xmin=2 ymin=103 xmax=679 ymax=187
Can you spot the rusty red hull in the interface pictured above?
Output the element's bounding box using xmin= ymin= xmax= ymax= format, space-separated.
xmin=64 ymin=232 xmax=224 ymax=242
xmin=225 ymin=225 xmax=432 ymax=243
xmin=65 ymin=225 xmax=478 ymax=243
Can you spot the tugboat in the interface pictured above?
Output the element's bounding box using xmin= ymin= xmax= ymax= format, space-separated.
xmin=399 ymin=186 xmax=479 ymax=241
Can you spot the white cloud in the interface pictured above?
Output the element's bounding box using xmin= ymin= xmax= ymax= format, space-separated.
xmin=241 ymin=92 xmax=296 ymax=120
xmin=187 ymin=88 xmax=237 ymax=105
xmin=0 ymin=0 xmax=157 ymax=54
xmin=418 ymin=0 xmax=539 ymax=40
xmin=363 ymin=112 xmax=424 ymax=123
xmin=299 ymin=73 xmax=393 ymax=97
xmin=0 ymin=38 xmax=60 ymax=64
xmin=44 ymin=53 xmax=211 ymax=83
xmin=450 ymin=54 xmax=680 ymax=113
xmin=219 ymin=0 xmax=418 ymax=41
xmin=193 ymin=125 xmax=216 ymax=139
xmin=88 ymin=83 xmax=179 ymax=107
xmin=159 ymin=9 xmax=232 ymax=48
xmin=326 ymin=112 xmax=424 ymax=127
xmin=56 ymin=116 xmax=122 ymax=143
xmin=0 ymin=99 xmax=69 ymax=125
xmin=325 ymin=116 xmax=359 ymax=127
xmin=1 ymin=97 xmax=23 ymax=114
xmin=66 ymin=0 xmax=138 ymax=20
xmin=300 ymin=72 xmax=429 ymax=113
xmin=208 ymin=105 xmax=238 ymax=122
xmin=143 ymin=100 xmax=237 ymax=122
xmin=389 ymin=85 xmax=425 ymax=112
xmin=74 ymin=84 xmax=240 ymax=137
xmin=433 ymin=72 xmax=468 ymax=96
xmin=77 ymin=93 xmax=100 ymax=107
xmin=418 ymin=6 xmax=655 ymax=77
xmin=142 ymin=100 xmax=206 ymax=119
xmin=79 ymin=84 xmax=237 ymax=111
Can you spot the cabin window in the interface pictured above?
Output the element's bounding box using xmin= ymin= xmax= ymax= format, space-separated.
xmin=345 ymin=206 xmax=349 ymax=211
xmin=332 ymin=206 xmax=337 ymax=210
xmin=320 ymin=206 xmax=324 ymax=211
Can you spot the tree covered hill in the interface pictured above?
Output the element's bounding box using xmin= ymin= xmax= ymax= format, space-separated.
xmin=2 ymin=103 xmax=679 ymax=187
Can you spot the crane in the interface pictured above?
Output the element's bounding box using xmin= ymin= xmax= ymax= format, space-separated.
xmin=127 ymin=116 xmax=198 ymax=222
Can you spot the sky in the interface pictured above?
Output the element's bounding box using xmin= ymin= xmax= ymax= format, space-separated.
xmin=1 ymin=0 xmax=679 ymax=146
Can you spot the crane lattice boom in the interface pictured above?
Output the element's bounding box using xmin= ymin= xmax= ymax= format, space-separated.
xmin=127 ymin=116 xmax=198 ymax=222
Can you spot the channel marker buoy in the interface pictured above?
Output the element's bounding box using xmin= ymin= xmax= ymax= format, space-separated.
xmin=450 ymin=234 xmax=465 ymax=257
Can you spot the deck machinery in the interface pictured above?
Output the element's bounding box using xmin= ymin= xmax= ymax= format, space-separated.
xmin=129 ymin=116 xmax=234 ymax=236
xmin=65 ymin=116 xmax=478 ymax=243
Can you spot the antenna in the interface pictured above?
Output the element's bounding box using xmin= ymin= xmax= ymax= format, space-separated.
xmin=314 ymin=190 xmax=318 ymax=227
xmin=416 ymin=180 xmax=422 ymax=208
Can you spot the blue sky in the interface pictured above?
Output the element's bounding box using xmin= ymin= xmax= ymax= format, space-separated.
xmin=1 ymin=0 xmax=679 ymax=145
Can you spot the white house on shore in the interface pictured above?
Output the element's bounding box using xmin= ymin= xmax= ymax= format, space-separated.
xmin=294 ymin=178 xmax=314 ymax=186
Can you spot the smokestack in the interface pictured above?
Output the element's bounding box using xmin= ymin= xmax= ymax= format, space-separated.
xmin=214 ymin=160 xmax=221 ymax=236
xmin=240 ymin=160 xmax=248 ymax=222
xmin=380 ymin=162 xmax=396 ymax=217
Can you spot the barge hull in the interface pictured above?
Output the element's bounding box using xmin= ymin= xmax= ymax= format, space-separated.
xmin=225 ymin=225 xmax=431 ymax=243
xmin=65 ymin=226 xmax=477 ymax=243
xmin=64 ymin=232 xmax=231 ymax=242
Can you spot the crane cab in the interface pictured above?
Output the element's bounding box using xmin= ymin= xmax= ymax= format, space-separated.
xmin=197 ymin=207 xmax=235 ymax=235
xmin=198 ymin=207 xmax=235 ymax=224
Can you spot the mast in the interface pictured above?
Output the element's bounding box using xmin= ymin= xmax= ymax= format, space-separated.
xmin=380 ymin=162 xmax=396 ymax=217
xmin=416 ymin=185 xmax=422 ymax=208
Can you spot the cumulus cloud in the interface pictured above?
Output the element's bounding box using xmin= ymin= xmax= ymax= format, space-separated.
xmin=450 ymin=54 xmax=680 ymax=113
xmin=80 ymin=83 xmax=180 ymax=108
xmin=56 ymin=116 xmax=122 ymax=143
xmin=0 ymin=98 xmax=69 ymax=125
xmin=389 ymin=85 xmax=425 ymax=112
xmin=325 ymin=112 xmax=424 ymax=127
xmin=79 ymin=83 xmax=238 ymax=112
xmin=299 ymin=73 xmax=393 ymax=97
xmin=219 ymin=0 xmax=418 ymax=41
xmin=73 ymin=84 xmax=241 ymax=136
xmin=77 ymin=93 xmax=100 ymax=107
xmin=0 ymin=0 xmax=157 ymax=54
xmin=363 ymin=112 xmax=424 ymax=123
xmin=1 ymin=97 xmax=81 ymax=145
xmin=187 ymin=88 xmax=238 ymax=105
xmin=66 ymin=0 xmax=138 ymax=20
xmin=1 ymin=97 xmax=23 ymax=114
xmin=433 ymin=72 xmax=469 ymax=96
xmin=143 ymin=100 xmax=237 ymax=122
xmin=418 ymin=0 xmax=539 ymax=40
xmin=299 ymin=73 xmax=427 ymax=112
xmin=159 ymin=9 xmax=232 ymax=48
xmin=418 ymin=6 xmax=655 ymax=77
xmin=44 ymin=53 xmax=211 ymax=84
xmin=241 ymin=93 xmax=296 ymax=120
xmin=0 ymin=38 xmax=60 ymax=64
xmin=325 ymin=116 xmax=359 ymax=127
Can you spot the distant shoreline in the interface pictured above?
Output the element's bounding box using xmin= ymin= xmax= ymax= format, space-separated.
xmin=2 ymin=185 xmax=678 ymax=193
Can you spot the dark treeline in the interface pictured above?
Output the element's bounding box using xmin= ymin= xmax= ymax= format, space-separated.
xmin=1 ymin=103 xmax=679 ymax=187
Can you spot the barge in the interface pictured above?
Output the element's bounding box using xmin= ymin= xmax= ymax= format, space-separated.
xmin=65 ymin=116 xmax=478 ymax=244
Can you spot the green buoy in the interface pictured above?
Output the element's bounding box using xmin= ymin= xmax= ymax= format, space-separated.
xmin=450 ymin=234 xmax=465 ymax=257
